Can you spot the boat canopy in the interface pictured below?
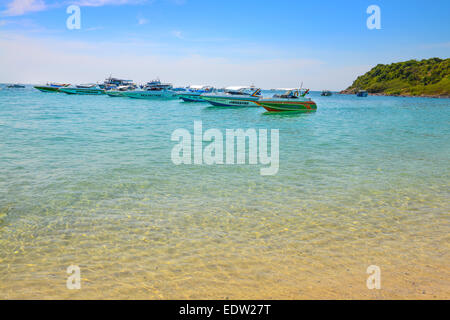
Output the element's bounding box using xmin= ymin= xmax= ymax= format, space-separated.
xmin=225 ymin=86 xmax=254 ymax=91
xmin=189 ymin=85 xmax=208 ymax=89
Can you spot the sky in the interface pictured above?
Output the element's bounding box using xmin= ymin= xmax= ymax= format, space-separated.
xmin=0 ymin=0 xmax=449 ymax=90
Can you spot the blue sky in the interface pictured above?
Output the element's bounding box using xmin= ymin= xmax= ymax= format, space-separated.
xmin=0 ymin=0 xmax=449 ymax=89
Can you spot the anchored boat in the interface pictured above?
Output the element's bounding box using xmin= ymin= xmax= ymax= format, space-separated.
xmin=7 ymin=84 xmax=26 ymax=88
xmin=321 ymin=90 xmax=332 ymax=96
xmin=99 ymin=76 xmax=136 ymax=90
xmin=256 ymin=88 xmax=317 ymax=112
xmin=34 ymin=83 xmax=70 ymax=92
xmin=59 ymin=86 xmax=105 ymax=95
xmin=201 ymin=86 xmax=261 ymax=107
xmin=176 ymin=85 xmax=214 ymax=102
xmin=122 ymin=79 xmax=177 ymax=99
xmin=106 ymin=85 xmax=136 ymax=97
xmin=356 ymin=90 xmax=368 ymax=97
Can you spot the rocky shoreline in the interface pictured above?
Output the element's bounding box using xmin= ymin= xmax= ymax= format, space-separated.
xmin=339 ymin=90 xmax=450 ymax=99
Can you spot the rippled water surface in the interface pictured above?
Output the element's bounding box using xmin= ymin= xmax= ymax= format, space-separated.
xmin=0 ymin=88 xmax=449 ymax=299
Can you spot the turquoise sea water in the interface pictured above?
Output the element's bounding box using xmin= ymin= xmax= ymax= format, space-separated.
xmin=0 ymin=87 xmax=449 ymax=299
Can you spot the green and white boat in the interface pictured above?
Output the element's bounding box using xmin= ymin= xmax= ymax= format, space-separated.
xmin=34 ymin=83 xmax=70 ymax=93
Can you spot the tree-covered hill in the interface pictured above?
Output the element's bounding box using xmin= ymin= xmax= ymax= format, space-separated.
xmin=341 ymin=58 xmax=450 ymax=97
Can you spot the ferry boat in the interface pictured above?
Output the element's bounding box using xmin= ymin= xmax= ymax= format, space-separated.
xmin=201 ymin=86 xmax=261 ymax=107
xmin=59 ymin=86 xmax=105 ymax=95
xmin=34 ymin=83 xmax=70 ymax=92
xmin=122 ymin=79 xmax=177 ymax=99
xmin=7 ymin=84 xmax=26 ymax=88
xmin=176 ymin=85 xmax=214 ymax=102
xmin=256 ymin=88 xmax=317 ymax=112
xmin=356 ymin=90 xmax=368 ymax=97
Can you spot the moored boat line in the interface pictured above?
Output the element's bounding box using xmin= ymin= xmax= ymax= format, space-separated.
xmin=30 ymin=77 xmax=318 ymax=112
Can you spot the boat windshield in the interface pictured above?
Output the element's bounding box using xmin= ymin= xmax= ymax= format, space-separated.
xmin=225 ymin=89 xmax=249 ymax=95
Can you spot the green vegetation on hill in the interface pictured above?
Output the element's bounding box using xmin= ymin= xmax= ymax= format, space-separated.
xmin=342 ymin=58 xmax=450 ymax=97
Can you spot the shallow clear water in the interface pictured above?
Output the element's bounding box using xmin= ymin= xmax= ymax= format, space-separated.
xmin=0 ymin=88 xmax=449 ymax=299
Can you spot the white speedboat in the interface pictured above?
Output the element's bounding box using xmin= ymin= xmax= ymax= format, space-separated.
xmin=201 ymin=86 xmax=261 ymax=107
xmin=106 ymin=85 xmax=135 ymax=97
xmin=122 ymin=79 xmax=177 ymax=99
xmin=176 ymin=85 xmax=214 ymax=102
xmin=99 ymin=76 xmax=137 ymax=90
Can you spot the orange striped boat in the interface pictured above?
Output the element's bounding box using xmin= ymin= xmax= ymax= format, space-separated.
xmin=256 ymin=89 xmax=317 ymax=112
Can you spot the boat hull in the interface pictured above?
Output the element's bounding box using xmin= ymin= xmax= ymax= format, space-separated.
xmin=177 ymin=93 xmax=205 ymax=102
xmin=59 ymin=88 xmax=105 ymax=95
xmin=106 ymin=91 xmax=126 ymax=97
xmin=122 ymin=90 xmax=177 ymax=99
xmin=256 ymin=100 xmax=317 ymax=112
xmin=34 ymin=86 xmax=61 ymax=93
xmin=201 ymin=95 xmax=259 ymax=107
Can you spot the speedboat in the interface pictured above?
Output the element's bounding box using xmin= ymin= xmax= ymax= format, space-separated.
xmin=201 ymin=86 xmax=261 ymax=107
xmin=176 ymin=85 xmax=214 ymax=102
xmin=321 ymin=90 xmax=332 ymax=96
xmin=99 ymin=76 xmax=137 ymax=90
xmin=256 ymin=88 xmax=317 ymax=112
xmin=122 ymin=79 xmax=177 ymax=99
xmin=356 ymin=90 xmax=368 ymax=97
xmin=34 ymin=83 xmax=70 ymax=92
xmin=59 ymin=85 xmax=105 ymax=95
xmin=106 ymin=85 xmax=135 ymax=97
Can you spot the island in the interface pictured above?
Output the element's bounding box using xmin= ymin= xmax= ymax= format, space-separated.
xmin=340 ymin=57 xmax=450 ymax=98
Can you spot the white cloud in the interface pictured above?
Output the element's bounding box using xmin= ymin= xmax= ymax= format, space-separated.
xmin=0 ymin=32 xmax=366 ymax=90
xmin=171 ymin=30 xmax=183 ymax=39
xmin=73 ymin=0 xmax=146 ymax=6
xmin=137 ymin=17 xmax=148 ymax=25
xmin=1 ymin=0 xmax=46 ymax=16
